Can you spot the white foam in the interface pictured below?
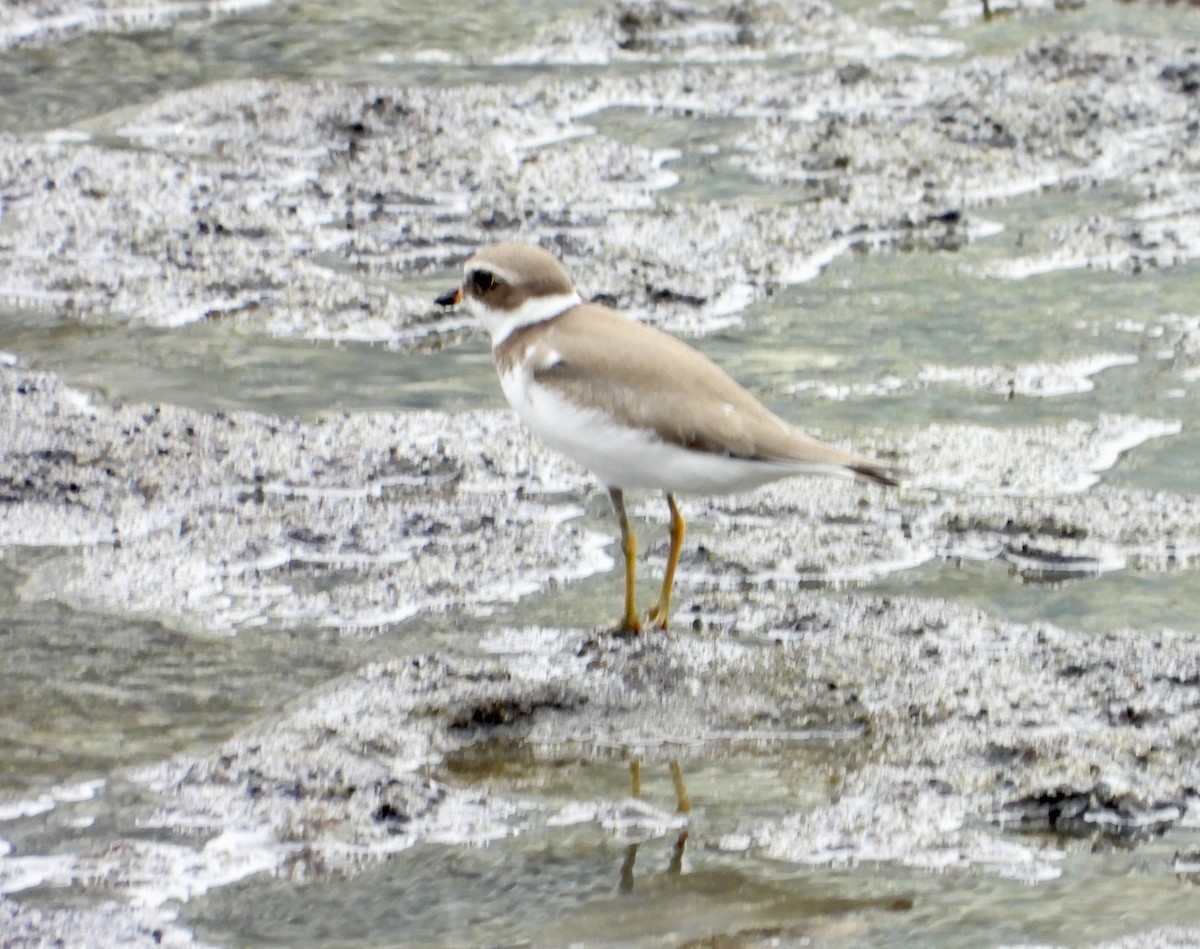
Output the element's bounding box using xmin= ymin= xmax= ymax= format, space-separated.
xmin=940 ymin=0 xmax=1055 ymax=22
xmin=704 ymin=281 xmax=755 ymax=318
xmin=53 ymin=778 xmax=105 ymax=804
xmin=0 ymin=779 xmax=104 ymax=822
xmin=41 ymin=129 xmax=91 ymax=144
xmin=918 ymin=353 xmax=1138 ymax=398
xmin=786 ymin=375 xmax=906 ymax=402
xmin=902 ymin=414 xmax=1183 ymax=497
xmin=1084 ymin=803 xmax=1183 ymax=829
xmin=0 ymin=853 xmax=77 ymax=894
xmin=0 ymin=0 xmax=272 ymax=51
xmin=1086 ymin=417 xmax=1181 ymax=475
xmin=748 ymin=543 xmax=936 ymax=587
xmin=409 ymin=48 xmax=457 ymax=64
xmin=780 ymin=236 xmax=855 ymax=284
xmin=121 ymin=828 xmax=290 ymax=911
xmin=840 ymin=26 xmax=964 ymax=61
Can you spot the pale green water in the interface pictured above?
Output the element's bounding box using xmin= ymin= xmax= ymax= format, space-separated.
xmin=3 ymin=0 xmax=1200 ymax=946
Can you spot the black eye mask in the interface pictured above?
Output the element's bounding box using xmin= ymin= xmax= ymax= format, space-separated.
xmin=470 ymin=269 xmax=497 ymax=293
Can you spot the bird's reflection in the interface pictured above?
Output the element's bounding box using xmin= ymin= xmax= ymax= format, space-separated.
xmin=618 ymin=758 xmax=692 ymax=894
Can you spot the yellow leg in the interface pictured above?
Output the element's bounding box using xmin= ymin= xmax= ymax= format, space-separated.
xmin=629 ymin=759 xmax=642 ymax=799
xmin=608 ymin=487 xmax=642 ymax=634
xmin=668 ymin=759 xmax=692 ymax=815
xmin=647 ymin=492 xmax=685 ymax=631
xmin=667 ymin=761 xmax=691 ymax=875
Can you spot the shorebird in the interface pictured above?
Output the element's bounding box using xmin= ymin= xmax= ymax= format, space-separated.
xmin=437 ymin=242 xmax=896 ymax=633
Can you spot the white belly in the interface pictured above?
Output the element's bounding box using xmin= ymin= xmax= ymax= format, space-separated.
xmin=499 ymin=369 xmax=835 ymax=494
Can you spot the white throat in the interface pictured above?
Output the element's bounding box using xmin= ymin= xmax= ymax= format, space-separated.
xmin=467 ymin=291 xmax=582 ymax=347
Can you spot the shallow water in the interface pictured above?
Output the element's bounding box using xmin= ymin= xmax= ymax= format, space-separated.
xmin=2 ymin=0 xmax=1200 ymax=946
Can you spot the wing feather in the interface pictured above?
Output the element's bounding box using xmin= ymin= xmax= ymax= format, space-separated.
xmin=522 ymin=304 xmax=897 ymax=485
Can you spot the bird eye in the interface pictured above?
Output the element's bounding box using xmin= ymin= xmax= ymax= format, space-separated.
xmin=471 ymin=269 xmax=497 ymax=293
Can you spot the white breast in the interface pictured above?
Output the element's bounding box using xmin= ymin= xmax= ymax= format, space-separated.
xmin=499 ymin=365 xmax=833 ymax=495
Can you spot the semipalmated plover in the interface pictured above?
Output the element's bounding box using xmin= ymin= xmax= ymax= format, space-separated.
xmin=437 ymin=242 xmax=896 ymax=634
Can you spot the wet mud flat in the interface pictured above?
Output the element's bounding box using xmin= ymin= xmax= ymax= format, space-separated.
xmin=1 ymin=0 xmax=1200 ymax=945
xmin=2 ymin=353 xmax=1199 ymax=945
xmin=2 ymin=17 xmax=1200 ymax=340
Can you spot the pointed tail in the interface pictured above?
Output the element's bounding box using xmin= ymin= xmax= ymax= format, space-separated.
xmin=848 ymin=461 xmax=901 ymax=488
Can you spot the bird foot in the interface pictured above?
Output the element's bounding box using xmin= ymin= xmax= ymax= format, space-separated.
xmin=611 ymin=615 xmax=643 ymax=638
